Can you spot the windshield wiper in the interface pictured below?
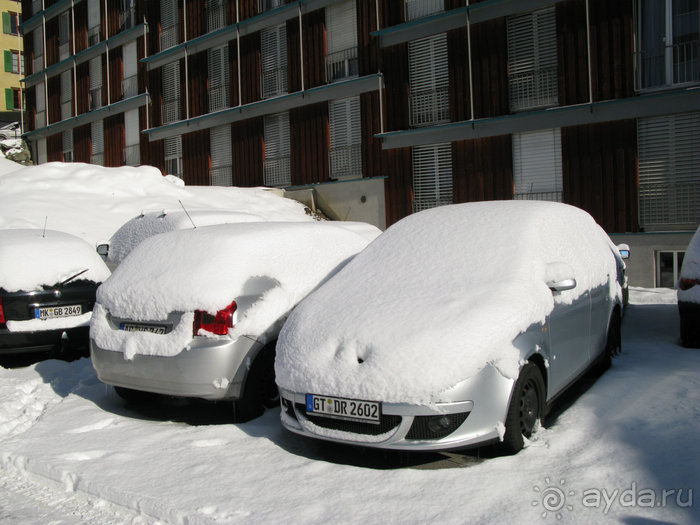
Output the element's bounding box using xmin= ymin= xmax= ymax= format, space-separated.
xmin=60 ymin=269 xmax=89 ymax=286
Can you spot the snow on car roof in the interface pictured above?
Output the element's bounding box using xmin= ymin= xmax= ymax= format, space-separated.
xmin=275 ymin=201 xmax=620 ymax=405
xmin=0 ymin=229 xmax=111 ymax=292
xmin=92 ymin=221 xmax=375 ymax=358
xmin=0 ymin=162 xmax=313 ymax=246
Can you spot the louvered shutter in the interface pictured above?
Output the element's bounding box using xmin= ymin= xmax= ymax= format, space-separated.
xmin=62 ymin=130 xmax=73 ymax=162
xmin=329 ymin=96 xmax=361 ymax=179
xmin=162 ymin=61 xmax=180 ymax=123
xmin=60 ymin=70 xmax=72 ymax=120
xmin=512 ymin=129 xmax=562 ymax=201
xmin=412 ymin=143 xmax=452 ymax=212
xmin=210 ymin=125 xmax=232 ymax=186
xmin=638 ymin=113 xmax=700 ymax=229
xmin=405 ymin=0 xmax=443 ymax=21
xmin=408 ymin=34 xmax=449 ymax=127
xmin=88 ymin=0 xmax=100 ymax=29
xmin=326 ymin=1 xmax=358 ymax=81
xmin=164 ymin=135 xmax=183 ymax=178
xmin=91 ymin=120 xmax=104 ymax=165
xmin=507 ymin=8 xmax=557 ymax=111
xmin=208 ymin=45 xmax=229 ymax=112
xmin=206 ymin=0 xmax=226 ymax=32
xmin=160 ymin=0 xmax=179 ymax=50
xmin=264 ymin=112 xmax=290 ymax=187
xmin=261 ymin=24 xmax=287 ymax=98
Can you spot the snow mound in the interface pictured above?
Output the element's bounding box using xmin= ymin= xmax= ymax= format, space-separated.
xmin=276 ymin=201 xmax=620 ymax=404
xmin=678 ymin=226 xmax=700 ymax=303
xmin=0 ymin=229 xmax=111 ymax=292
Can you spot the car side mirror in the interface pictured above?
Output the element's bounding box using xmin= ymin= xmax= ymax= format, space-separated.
xmin=96 ymin=244 xmax=109 ymax=257
xmin=617 ymin=243 xmax=630 ymax=259
xmin=546 ymin=262 xmax=577 ymax=292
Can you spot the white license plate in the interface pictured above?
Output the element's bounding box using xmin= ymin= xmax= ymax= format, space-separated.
xmin=306 ymin=394 xmax=380 ymax=423
xmin=120 ymin=323 xmax=166 ymax=335
xmin=34 ymin=305 xmax=82 ymax=319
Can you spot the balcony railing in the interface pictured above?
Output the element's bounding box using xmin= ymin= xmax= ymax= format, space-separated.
xmin=211 ymin=165 xmax=233 ymax=186
xmin=161 ymin=99 xmax=180 ymax=124
xmin=409 ymin=88 xmax=450 ymax=127
xmin=61 ymin=100 xmax=73 ymax=121
xmin=88 ymin=26 xmax=101 ymax=47
xmin=508 ymin=67 xmax=558 ymax=112
xmin=513 ymin=191 xmax=562 ymax=202
xmin=259 ymin=0 xmax=286 ymax=13
xmin=329 ymin=144 xmax=361 ymax=179
xmin=636 ymin=40 xmax=700 ymax=91
xmin=122 ymin=75 xmax=138 ymax=99
xmin=207 ymin=4 xmax=226 ymax=32
xmin=124 ymin=144 xmax=140 ymax=166
xmin=89 ymin=88 xmax=102 ymax=110
xmin=264 ymin=155 xmax=290 ymax=187
xmin=90 ymin=152 xmax=104 ymax=166
xmin=208 ymin=84 xmax=230 ymax=112
xmin=405 ymin=0 xmax=443 ymax=21
xmin=160 ymin=24 xmax=178 ymax=51
xmin=326 ymin=47 xmax=358 ymax=83
xmin=261 ymin=67 xmax=288 ymax=99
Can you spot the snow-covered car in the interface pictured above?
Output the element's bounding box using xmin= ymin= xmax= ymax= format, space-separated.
xmin=677 ymin=226 xmax=700 ymax=348
xmin=0 ymin=121 xmax=20 ymax=140
xmin=276 ymin=201 xmax=626 ymax=454
xmin=0 ymin=229 xmax=111 ymax=357
xmin=90 ymin=221 xmax=380 ymax=422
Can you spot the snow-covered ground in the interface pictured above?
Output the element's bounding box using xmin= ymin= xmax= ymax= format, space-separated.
xmin=0 ymin=287 xmax=697 ymax=524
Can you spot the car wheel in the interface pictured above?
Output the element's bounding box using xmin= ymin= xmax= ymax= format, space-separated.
xmin=232 ymin=343 xmax=278 ymax=423
xmin=114 ymin=386 xmax=157 ymax=404
xmin=598 ymin=311 xmax=622 ymax=372
xmin=501 ymin=362 xmax=545 ymax=455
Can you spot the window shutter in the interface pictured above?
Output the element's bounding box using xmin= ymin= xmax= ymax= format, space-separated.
xmin=4 ymin=50 xmax=11 ymax=72
xmin=5 ymin=88 xmax=13 ymax=110
xmin=210 ymin=124 xmax=232 ymax=186
xmin=263 ymin=112 xmax=290 ymax=187
xmin=2 ymin=12 xmax=11 ymax=34
xmin=405 ymin=0 xmax=443 ymax=21
xmin=160 ymin=0 xmax=179 ymax=50
xmin=412 ymin=143 xmax=453 ymax=212
xmin=512 ymin=128 xmax=562 ymax=201
xmin=408 ymin=34 xmax=449 ymax=126
xmin=327 ymin=1 xmax=357 ymax=54
xmin=638 ymin=112 xmax=700 ymax=229
xmin=329 ymin=96 xmax=361 ymax=179
xmin=208 ymin=45 xmax=229 ymax=112
xmin=92 ymin=121 xmax=104 ymax=154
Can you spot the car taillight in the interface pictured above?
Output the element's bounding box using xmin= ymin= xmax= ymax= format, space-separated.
xmin=0 ymin=297 xmax=5 ymax=324
xmin=679 ymin=278 xmax=699 ymax=291
xmin=193 ymin=301 xmax=236 ymax=336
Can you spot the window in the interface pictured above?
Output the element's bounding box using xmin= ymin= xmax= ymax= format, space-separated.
xmin=326 ymin=1 xmax=358 ymax=82
xmin=656 ymin=250 xmax=686 ymax=287
xmin=2 ymin=12 xmax=19 ymax=35
xmin=329 ymin=96 xmax=361 ymax=180
xmin=507 ymin=8 xmax=558 ymax=111
xmin=263 ymin=112 xmax=290 ymax=187
xmin=512 ymin=128 xmax=563 ymax=201
xmin=62 ymin=130 xmax=73 ymax=162
xmin=408 ymin=34 xmax=449 ymax=127
xmin=88 ymin=1 xmax=101 ymax=46
xmin=261 ymin=24 xmax=287 ymax=98
xmin=412 ymin=143 xmax=453 ymax=212
xmin=210 ymin=125 xmax=232 ymax=186
xmin=5 ymin=88 xmax=21 ymax=110
xmin=638 ymin=112 xmax=700 ymax=230
xmin=4 ymin=50 xmax=24 ymax=75
xmin=637 ymin=0 xmax=699 ymax=89
xmin=91 ymin=121 xmax=104 ymax=166
xmin=208 ymin=45 xmax=229 ymax=112
xmin=120 ymin=0 xmax=136 ymax=30
xmin=164 ymin=136 xmax=183 ymax=178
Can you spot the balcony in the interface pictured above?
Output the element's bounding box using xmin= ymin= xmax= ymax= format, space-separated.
xmin=329 ymin=144 xmax=361 ymax=179
xmin=122 ymin=75 xmax=139 ymax=99
xmin=208 ymin=84 xmax=230 ymax=112
xmin=207 ymin=4 xmax=226 ymax=32
xmin=161 ymin=99 xmax=180 ymax=124
xmin=409 ymin=87 xmax=450 ymax=127
xmin=326 ymin=47 xmax=358 ymax=83
xmin=636 ymin=40 xmax=700 ymax=91
xmin=263 ymin=155 xmax=290 ymax=187
xmin=508 ymin=67 xmax=558 ymax=112
xmin=211 ymin=165 xmax=232 ymax=186
xmin=261 ymin=67 xmax=288 ymax=99
xmin=124 ymin=144 xmax=140 ymax=166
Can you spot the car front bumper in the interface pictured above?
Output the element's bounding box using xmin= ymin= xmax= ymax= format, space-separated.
xmin=90 ymin=334 xmax=262 ymax=400
xmin=278 ymin=365 xmax=515 ymax=451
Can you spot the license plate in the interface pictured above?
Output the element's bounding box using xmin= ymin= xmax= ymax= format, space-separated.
xmin=306 ymin=394 xmax=380 ymax=423
xmin=34 ymin=305 xmax=82 ymax=319
xmin=120 ymin=323 xmax=167 ymax=335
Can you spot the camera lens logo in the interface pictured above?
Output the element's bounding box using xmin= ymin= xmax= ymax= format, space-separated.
xmin=532 ymin=477 xmax=575 ymax=519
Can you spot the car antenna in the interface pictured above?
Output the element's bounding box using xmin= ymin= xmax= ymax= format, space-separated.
xmin=179 ymin=200 xmax=197 ymax=228
xmin=42 ymin=216 xmax=47 ymax=238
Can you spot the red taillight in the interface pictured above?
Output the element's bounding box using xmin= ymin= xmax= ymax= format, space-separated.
xmin=193 ymin=301 xmax=237 ymax=336
xmin=0 ymin=297 xmax=5 ymax=324
xmin=679 ymin=278 xmax=699 ymax=291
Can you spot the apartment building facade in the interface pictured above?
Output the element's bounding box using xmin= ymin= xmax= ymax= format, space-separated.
xmin=21 ymin=0 xmax=700 ymax=287
xmin=1 ymin=0 xmax=23 ymax=121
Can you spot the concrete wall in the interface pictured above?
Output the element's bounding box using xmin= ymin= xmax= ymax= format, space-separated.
xmin=610 ymin=231 xmax=696 ymax=288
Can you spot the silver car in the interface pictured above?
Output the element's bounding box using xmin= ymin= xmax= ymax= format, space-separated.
xmin=276 ymin=201 xmax=626 ymax=454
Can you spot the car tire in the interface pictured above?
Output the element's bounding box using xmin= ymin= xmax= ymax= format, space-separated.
xmin=114 ymin=386 xmax=157 ymax=404
xmin=231 ymin=343 xmax=278 ymax=423
xmin=501 ymin=362 xmax=545 ymax=455
xmin=598 ymin=311 xmax=622 ymax=373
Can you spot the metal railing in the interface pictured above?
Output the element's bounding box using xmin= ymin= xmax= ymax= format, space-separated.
xmin=161 ymin=99 xmax=180 ymax=124
xmin=89 ymin=88 xmax=102 ymax=110
xmin=513 ymin=191 xmax=562 ymax=202
xmin=208 ymin=84 xmax=230 ymax=112
xmin=211 ymin=165 xmax=233 ymax=186
xmin=412 ymin=198 xmax=452 ymax=213
xmin=326 ymin=47 xmax=359 ymax=83
xmin=635 ymin=40 xmax=700 ymax=90
xmin=90 ymin=153 xmax=104 ymax=166
xmin=261 ymin=67 xmax=288 ymax=99
xmin=207 ymin=4 xmax=226 ymax=32
xmin=508 ymin=67 xmax=558 ymax=112
xmin=124 ymin=144 xmax=140 ymax=166
xmin=639 ymin=181 xmax=700 ymax=229
xmin=329 ymin=144 xmax=361 ymax=179
xmin=160 ymin=24 xmax=178 ymax=51
xmin=409 ymin=88 xmax=450 ymax=127
xmin=122 ymin=75 xmax=139 ymax=99
xmin=264 ymin=156 xmax=290 ymax=187
xmin=88 ymin=26 xmax=101 ymax=47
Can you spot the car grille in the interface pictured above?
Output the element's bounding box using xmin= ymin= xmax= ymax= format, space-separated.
xmin=295 ymin=403 xmax=401 ymax=436
xmin=405 ymin=412 xmax=470 ymax=440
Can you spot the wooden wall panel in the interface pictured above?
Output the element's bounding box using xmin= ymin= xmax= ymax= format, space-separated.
xmin=238 ymin=0 xmax=258 ymax=22
xmin=183 ymin=129 xmax=210 ymax=185
xmin=562 ymin=120 xmax=639 ymax=233
xmin=140 ymin=106 xmax=163 ymax=171
xmin=287 ymin=10 xmax=326 ymax=91
xmin=470 ymin=19 xmax=509 ymax=118
xmin=453 ymin=135 xmax=513 ymax=203
xmin=447 ymin=25 xmax=471 ymax=122
xmin=104 ymin=114 xmax=125 ymax=167
xmin=109 ymin=47 xmax=123 ymax=102
xmin=383 ymin=149 xmax=413 ymax=226
xmin=231 ymin=118 xmax=264 ymax=187
xmin=73 ymin=124 xmax=91 ymax=163
xmin=357 ymin=0 xmax=378 ymax=75
xmin=232 ymin=34 xmax=260 ymax=106
xmin=73 ymin=1 xmax=88 ymax=53
xmin=188 ymin=51 xmax=209 ymax=117
xmin=185 ymin=0 xmax=206 ymax=40
xmin=45 ymin=18 xmax=59 ymax=67
xmin=75 ymin=62 xmax=90 ymax=116
xmin=290 ymin=102 xmax=329 ymax=185
xmin=47 ymin=133 xmax=62 ymax=162
xmin=47 ymin=76 xmax=61 ymax=125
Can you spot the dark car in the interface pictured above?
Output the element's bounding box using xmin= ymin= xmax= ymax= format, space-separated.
xmin=678 ymin=227 xmax=700 ymax=348
xmin=0 ymin=229 xmax=111 ymax=358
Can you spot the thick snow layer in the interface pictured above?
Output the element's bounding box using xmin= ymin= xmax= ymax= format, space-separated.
xmin=276 ymin=201 xmax=621 ymax=404
xmin=92 ymin=222 xmax=373 ymax=358
xmin=0 ymin=162 xmax=314 ymax=246
xmin=678 ymin=226 xmax=700 ymax=303
xmin=0 ymin=288 xmax=697 ymax=525
xmin=0 ymin=229 xmax=111 ymax=292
